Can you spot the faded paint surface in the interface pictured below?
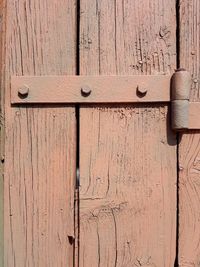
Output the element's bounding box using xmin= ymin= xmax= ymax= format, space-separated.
xmin=79 ymin=0 xmax=177 ymax=266
xmin=2 ymin=0 xmax=200 ymax=266
xmin=4 ymin=0 xmax=77 ymax=266
xmin=179 ymin=0 xmax=200 ymax=266
xmin=0 ymin=0 xmax=6 ymax=265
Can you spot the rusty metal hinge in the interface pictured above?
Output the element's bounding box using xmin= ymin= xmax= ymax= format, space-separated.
xmin=10 ymin=71 xmax=200 ymax=131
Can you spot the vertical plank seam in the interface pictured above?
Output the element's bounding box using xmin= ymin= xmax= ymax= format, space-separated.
xmin=176 ymin=0 xmax=180 ymax=69
xmin=176 ymin=0 xmax=181 ymax=266
xmin=75 ymin=0 xmax=80 ymax=266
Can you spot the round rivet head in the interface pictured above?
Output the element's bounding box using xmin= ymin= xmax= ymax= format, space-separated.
xmin=18 ymin=85 xmax=29 ymax=98
xmin=81 ymin=85 xmax=91 ymax=97
xmin=136 ymin=85 xmax=148 ymax=97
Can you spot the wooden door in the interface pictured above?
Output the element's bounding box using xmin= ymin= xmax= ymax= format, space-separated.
xmin=2 ymin=0 xmax=199 ymax=267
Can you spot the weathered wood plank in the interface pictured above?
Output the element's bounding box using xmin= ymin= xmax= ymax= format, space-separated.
xmin=179 ymin=132 xmax=200 ymax=267
xmin=188 ymin=103 xmax=200 ymax=129
xmin=4 ymin=0 xmax=77 ymax=266
xmin=0 ymin=0 xmax=6 ymax=265
xmin=79 ymin=105 xmax=177 ymax=267
xmin=179 ymin=1 xmax=200 ymax=266
xmin=79 ymin=0 xmax=177 ymax=266
xmin=5 ymin=107 xmax=76 ymax=267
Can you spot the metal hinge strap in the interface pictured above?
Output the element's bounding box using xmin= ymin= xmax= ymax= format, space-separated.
xmin=11 ymin=75 xmax=171 ymax=104
xmin=10 ymin=72 xmax=200 ymax=131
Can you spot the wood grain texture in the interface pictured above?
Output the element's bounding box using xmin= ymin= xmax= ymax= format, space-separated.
xmin=0 ymin=0 xmax=6 ymax=265
xmin=179 ymin=1 xmax=200 ymax=266
xmin=188 ymin=103 xmax=200 ymax=129
xmin=179 ymin=0 xmax=200 ymax=102
xmin=179 ymin=133 xmax=200 ymax=267
xmin=79 ymin=0 xmax=177 ymax=266
xmin=80 ymin=105 xmax=177 ymax=267
xmin=4 ymin=0 xmax=77 ymax=266
xmin=5 ymin=107 xmax=76 ymax=267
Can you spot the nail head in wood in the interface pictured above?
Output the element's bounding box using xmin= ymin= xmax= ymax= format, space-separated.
xmin=18 ymin=85 xmax=29 ymax=98
xmin=81 ymin=85 xmax=92 ymax=97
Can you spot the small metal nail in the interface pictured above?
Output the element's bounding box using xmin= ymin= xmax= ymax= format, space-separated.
xmin=18 ymin=85 xmax=29 ymax=98
xmin=81 ymin=85 xmax=91 ymax=97
xmin=136 ymin=85 xmax=147 ymax=97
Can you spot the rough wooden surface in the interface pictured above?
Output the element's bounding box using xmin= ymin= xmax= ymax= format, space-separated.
xmin=179 ymin=1 xmax=200 ymax=266
xmin=0 ymin=0 xmax=6 ymax=265
xmin=79 ymin=0 xmax=177 ymax=266
xmin=188 ymin=103 xmax=200 ymax=129
xmin=5 ymin=108 xmax=76 ymax=267
xmin=4 ymin=0 xmax=77 ymax=266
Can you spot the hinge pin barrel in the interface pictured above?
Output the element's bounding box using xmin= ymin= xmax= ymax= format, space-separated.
xmin=171 ymin=69 xmax=191 ymax=131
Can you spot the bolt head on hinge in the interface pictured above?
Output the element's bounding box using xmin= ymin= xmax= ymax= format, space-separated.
xmin=136 ymin=85 xmax=148 ymax=97
xmin=81 ymin=85 xmax=92 ymax=97
xmin=18 ymin=85 xmax=29 ymax=98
